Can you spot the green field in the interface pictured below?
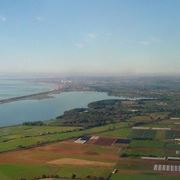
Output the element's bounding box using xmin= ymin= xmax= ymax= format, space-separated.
xmin=0 ymin=164 xmax=56 ymax=180
xmin=56 ymin=165 xmax=111 ymax=178
xmin=0 ymin=122 xmax=129 ymax=152
xmin=130 ymin=140 xmax=165 ymax=148
xmin=0 ymin=125 xmax=85 ymax=152
xmin=110 ymin=174 xmax=180 ymax=180
xmin=0 ymin=164 xmax=111 ymax=180
xmin=99 ymin=128 xmax=130 ymax=137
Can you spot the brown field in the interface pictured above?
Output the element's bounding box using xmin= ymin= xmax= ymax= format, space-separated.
xmin=0 ymin=140 xmax=119 ymax=166
xmin=93 ymin=137 xmax=117 ymax=146
xmin=86 ymin=139 xmax=98 ymax=144
xmin=48 ymin=158 xmax=115 ymax=167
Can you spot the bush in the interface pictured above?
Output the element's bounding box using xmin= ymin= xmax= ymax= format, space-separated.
xmin=23 ymin=121 xmax=44 ymax=126
xmin=42 ymin=174 xmax=47 ymax=178
xmin=72 ymin=174 xmax=76 ymax=179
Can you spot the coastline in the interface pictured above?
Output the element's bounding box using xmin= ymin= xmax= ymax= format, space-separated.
xmin=0 ymin=91 xmax=119 ymax=127
xmin=0 ymin=89 xmax=62 ymax=105
xmin=0 ymin=87 xmax=154 ymax=105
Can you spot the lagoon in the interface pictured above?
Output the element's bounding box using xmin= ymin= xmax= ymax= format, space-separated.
xmin=0 ymin=91 xmax=121 ymax=127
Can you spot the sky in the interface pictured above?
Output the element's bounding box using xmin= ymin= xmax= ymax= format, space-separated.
xmin=0 ymin=0 xmax=180 ymax=75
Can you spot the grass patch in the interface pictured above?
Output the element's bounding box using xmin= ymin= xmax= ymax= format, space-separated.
xmin=0 ymin=164 xmax=57 ymax=180
xmin=122 ymin=147 xmax=166 ymax=157
xmin=57 ymin=165 xmax=111 ymax=178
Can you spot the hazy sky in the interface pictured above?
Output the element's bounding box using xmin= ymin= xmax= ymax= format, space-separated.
xmin=0 ymin=0 xmax=180 ymax=75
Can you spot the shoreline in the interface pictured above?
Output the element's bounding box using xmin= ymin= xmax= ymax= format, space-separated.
xmin=0 ymin=88 xmax=155 ymax=106
xmin=0 ymin=89 xmax=155 ymax=128
xmin=0 ymin=89 xmax=62 ymax=105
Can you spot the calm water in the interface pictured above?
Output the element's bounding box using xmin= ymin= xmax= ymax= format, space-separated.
xmin=0 ymin=91 xmax=121 ymax=127
xmin=0 ymin=79 xmax=53 ymax=100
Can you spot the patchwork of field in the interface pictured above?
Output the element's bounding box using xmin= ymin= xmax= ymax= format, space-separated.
xmin=0 ymin=128 xmax=179 ymax=180
xmin=0 ymin=122 xmax=129 ymax=153
xmin=0 ymin=125 xmax=83 ymax=152
xmin=0 ymin=140 xmax=119 ymax=179
xmin=113 ymin=158 xmax=180 ymax=179
xmin=0 ymin=112 xmax=179 ymax=179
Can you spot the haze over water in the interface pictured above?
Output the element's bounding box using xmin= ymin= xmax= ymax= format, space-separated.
xmin=0 ymin=79 xmax=52 ymax=100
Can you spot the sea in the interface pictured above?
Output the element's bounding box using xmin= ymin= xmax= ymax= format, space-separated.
xmin=0 ymin=79 xmax=52 ymax=100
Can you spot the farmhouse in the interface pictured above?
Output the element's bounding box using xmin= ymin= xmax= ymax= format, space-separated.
xmin=74 ymin=136 xmax=90 ymax=144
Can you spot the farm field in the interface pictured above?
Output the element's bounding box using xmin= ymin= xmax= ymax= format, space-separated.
xmin=0 ymin=140 xmax=119 ymax=179
xmin=110 ymin=173 xmax=180 ymax=180
xmin=0 ymin=122 xmax=129 ymax=153
xmin=0 ymin=164 xmax=112 ymax=180
xmin=98 ymin=128 xmax=130 ymax=138
xmin=0 ymin=84 xmax=180 ymax=179
xmin=0 ymin=129 xmax=84 ymax=153
xmin=0 ymin=113 xmax=179 ymax=179
xmin=0 ymin=164 xmax=56 ymax=180
xmin=0 ymin=120 xmax=179 ymax=180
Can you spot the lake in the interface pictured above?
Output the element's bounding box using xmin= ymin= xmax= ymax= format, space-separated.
xmin=0 ymin=91 xmax=122 ymax=127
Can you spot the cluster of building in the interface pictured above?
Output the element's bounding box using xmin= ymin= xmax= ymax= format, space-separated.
xmin=74 ymin=136 xmax=99 ymax=144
